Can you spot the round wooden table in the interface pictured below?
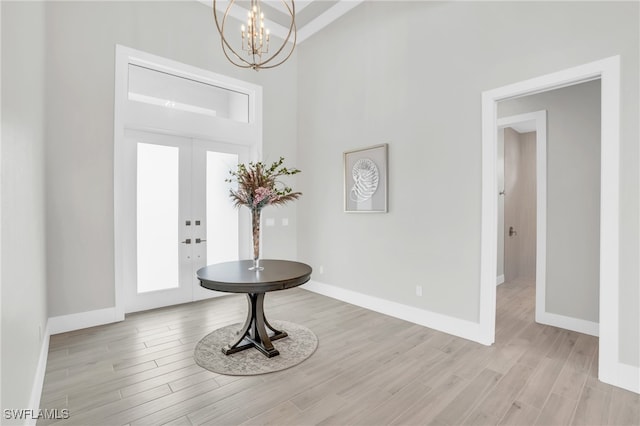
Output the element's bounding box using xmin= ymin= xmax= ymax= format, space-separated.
xmin=196 ymin=259 xmax=312 ymax=358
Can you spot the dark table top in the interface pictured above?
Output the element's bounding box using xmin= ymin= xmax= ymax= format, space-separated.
xmin=196 ymin=259 xmax=312 ymax=293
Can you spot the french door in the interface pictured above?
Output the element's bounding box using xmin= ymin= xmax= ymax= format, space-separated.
xmin=123 ymin=129 xmax=249 ymax=313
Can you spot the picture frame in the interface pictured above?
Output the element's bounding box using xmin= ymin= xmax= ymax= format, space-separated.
xmin=344 ymin=143 xmax=388 ymax=213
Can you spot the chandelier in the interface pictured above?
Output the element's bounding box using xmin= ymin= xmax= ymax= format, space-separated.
xmin=213 ymin=0 xmax=296 ymax=71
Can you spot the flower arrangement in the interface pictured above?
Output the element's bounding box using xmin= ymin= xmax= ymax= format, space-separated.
xmin=226 ymin=157 xmax=301 ymax=270
xmin=226 ymin=157 xmax=302 ymax=211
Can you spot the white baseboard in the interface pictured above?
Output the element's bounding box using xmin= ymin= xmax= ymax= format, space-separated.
xmin=48 ymin=307 xmax=121 ymax=335
xmin=536 ymin=311 xmax=599 ymax=337
xmin=496 ymin=275 xmax=505 ymax=286
xmin=27 ymin=321 xmax=51 ymax=426
xmin=302 ymin=280 xmax=485 ymax=345
xmin=604 ymin=361 xmax=640 ymax=394
xmin=26 ymin=307 xmax=120 ymax=424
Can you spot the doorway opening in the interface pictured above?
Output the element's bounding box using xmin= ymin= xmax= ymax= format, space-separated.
xmin=494 ymin=111 xmax=545 ymax=344
xmin=496 ymin=110 xmax=546 ymax=289
xmin=113 ymin=46 xmax=263 ymax=315
xmin=480 ymin=56 xmax=621 ymax=388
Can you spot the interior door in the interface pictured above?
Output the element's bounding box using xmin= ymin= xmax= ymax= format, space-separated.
xmin=123 ymin=129 xmax=249 ymax=313
xmin=503 ymin=127 xmax=537 ymax=283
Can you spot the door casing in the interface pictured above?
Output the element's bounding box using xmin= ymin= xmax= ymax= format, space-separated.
xmin=114 ymin=45 xmax=262 ymax=317
xmin=480 ymin=56 xmax=622 ymax=389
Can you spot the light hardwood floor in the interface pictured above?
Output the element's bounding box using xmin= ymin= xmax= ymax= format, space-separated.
xmin=39 ymin=278 xmax=639 ymax=425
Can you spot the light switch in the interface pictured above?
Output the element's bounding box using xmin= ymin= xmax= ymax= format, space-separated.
xmin=281 ymin=218 xmax=289 ymax=226
xmin=266 ymin=218 xmax=275 ymax=227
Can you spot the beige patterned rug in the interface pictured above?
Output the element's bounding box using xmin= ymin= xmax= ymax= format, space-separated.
xmin=194 ymin=320 xmax=318 ymax=376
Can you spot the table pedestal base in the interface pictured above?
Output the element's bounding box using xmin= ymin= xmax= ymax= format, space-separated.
xmin=222 ymin=293 xmax=287 ymax=358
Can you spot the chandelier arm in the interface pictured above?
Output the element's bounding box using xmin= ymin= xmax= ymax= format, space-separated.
xmin=214 ymin=0 xmax=254 ymax=68
xmin=257 ymin=23 xmax=296 ymax=69
xmin=256 ymin=0 xmax=296 ymax=68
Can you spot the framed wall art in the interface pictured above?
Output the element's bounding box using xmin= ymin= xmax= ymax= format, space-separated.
xmin=344 ymin=143 xmax=388 ymax=213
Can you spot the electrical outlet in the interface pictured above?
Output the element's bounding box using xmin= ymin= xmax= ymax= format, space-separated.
xmin=266 ymin=218 xmax=275 ymax=227
xmin=319 ymin=265 xmax=324 ymax=274
xmin=416 ymin=285 xmax=423 ymax=297
xmin=282 ymin=218 xmax=289 ymax=226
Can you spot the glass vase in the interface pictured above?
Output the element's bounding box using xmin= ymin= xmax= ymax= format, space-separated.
xmin=249 ymin=208 xmax=263 ymax=271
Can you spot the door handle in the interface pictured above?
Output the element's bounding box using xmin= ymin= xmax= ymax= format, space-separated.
xmin=509 ymin=226 xmax=517 ymax=237
xmin=195 ymin=238 xmax=206 ymax=244
xmin=181 ymin=239 xmax=192 ymax=244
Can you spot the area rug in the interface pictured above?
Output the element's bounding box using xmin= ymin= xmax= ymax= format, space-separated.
xmin=194 ymin=320 xmax=318 ymax=376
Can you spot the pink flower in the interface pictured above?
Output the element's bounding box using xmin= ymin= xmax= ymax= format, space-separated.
xmin=253 ymin=187 xmax=274 ymax=207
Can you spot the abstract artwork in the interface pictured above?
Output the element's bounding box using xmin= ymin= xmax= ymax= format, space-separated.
xmin=344 ymin=144 xmax=388 ymax=213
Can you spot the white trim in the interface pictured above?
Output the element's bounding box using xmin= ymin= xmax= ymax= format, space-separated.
xmin=536 ymin=311 xmax=599 ymax=337
xmin=496 ymin=275 xmax=505 ymax=286
xmin=197 ymin=0 xmax=364 ymax=44
xmin=496 ymin=111 xmax=544 ymax=131
xmin=269 ymin=0 xmax=314 ymax=14
xmin=596 ymin=56 xmax=622 ymax=389
xmin=606 ymin=362 xmax=640 ymax=394
xmin=48 ymin=307 xmax=120 ymax=335
xmin=480 ymin=89 xmax=499 ymax=345
xmin=205 ymin=0 xmax=293 ymax=42
xmin=297 ymin=0 xmax=365 ymax=43
xmin=303 ymin=280 xmax=486 ymax=345
xmin=481 ymin=56 xmax=622 ymax=388
xmin=26 ymin=321 xmax=50 ymax=426
xmin=534 ymin=113 xmax=548 ymax=334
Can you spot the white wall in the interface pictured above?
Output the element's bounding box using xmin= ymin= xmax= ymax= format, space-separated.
xmin=499 ymin=80 xmax=601 ymax=324
xmin=297 ymin=1 xmax=638 ymax=366
xmin=43 ymin=1 xmax=299 ymax=318
xmin=1 ymin=1 xmax=49 ymax=417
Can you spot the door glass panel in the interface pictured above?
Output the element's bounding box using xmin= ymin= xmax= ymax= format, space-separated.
xmin=206 ymin=151 xmax=240 ymax=264
xmin=127 ymin=64 xmax=249 ymax=123
xmin=137 ymin=143 xmax=180 ymax=293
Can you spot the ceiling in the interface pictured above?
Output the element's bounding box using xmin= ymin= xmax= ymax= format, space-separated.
xmin=197 ymin=0 xmax=364 ymax=43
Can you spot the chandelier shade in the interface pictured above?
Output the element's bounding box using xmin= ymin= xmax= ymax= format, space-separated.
xmin=213 ymin=0 xmax=296 ymax=71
